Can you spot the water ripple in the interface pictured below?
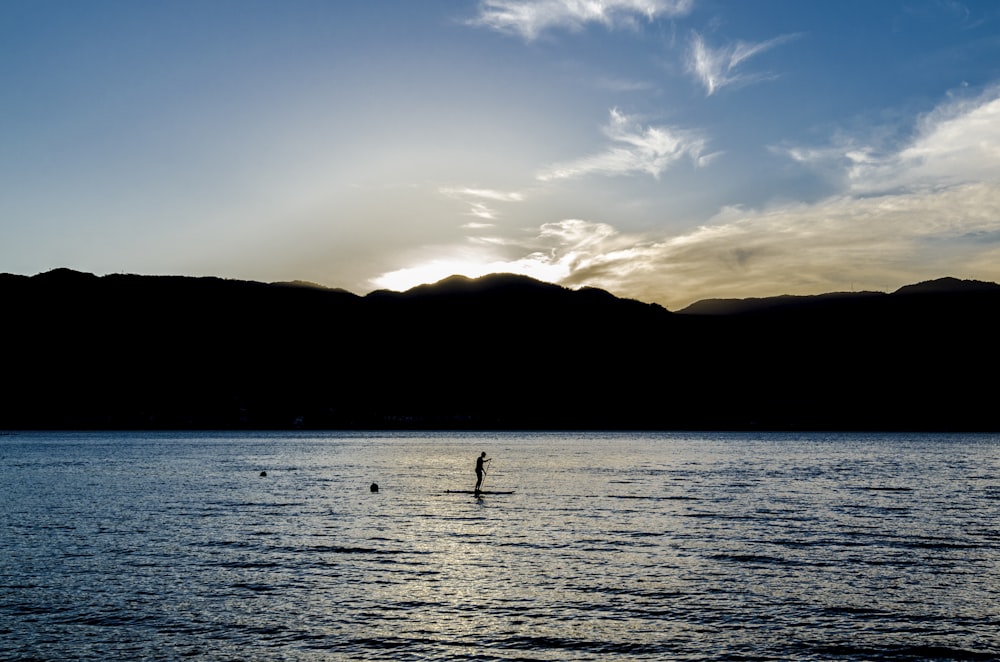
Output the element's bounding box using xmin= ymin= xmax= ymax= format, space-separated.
xmin=2 ymin=430 xmax=999 ymax=661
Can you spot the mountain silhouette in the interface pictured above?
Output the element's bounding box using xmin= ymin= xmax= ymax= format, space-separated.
xmin=2 ymin=269 xmax=997 ymax=430
xmin=679 ymin=277 xmax=1000 ymax=315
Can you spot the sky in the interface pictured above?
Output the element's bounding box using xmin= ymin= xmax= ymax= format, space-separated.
xmin=3 ymin=0 xmax=1000 ymax=310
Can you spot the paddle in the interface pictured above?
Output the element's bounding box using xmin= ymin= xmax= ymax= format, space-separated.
xmin=480 ymin=459 xmax=490 ymax=491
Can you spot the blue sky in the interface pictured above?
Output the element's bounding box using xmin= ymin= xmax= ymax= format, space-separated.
xmin=3 ymin=0 xmax=1000 ymax=309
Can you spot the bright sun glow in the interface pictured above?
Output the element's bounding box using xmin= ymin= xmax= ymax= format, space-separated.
xmin=370 ymin=256 xmax=571 ymax=292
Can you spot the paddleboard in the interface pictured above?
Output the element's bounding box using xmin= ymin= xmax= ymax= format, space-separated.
xmin=443 ymin=490 xmax=515 ymax=495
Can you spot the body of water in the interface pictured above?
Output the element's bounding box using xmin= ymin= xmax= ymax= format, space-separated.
xmin=2 ymin=431 xmax=999 ymax=660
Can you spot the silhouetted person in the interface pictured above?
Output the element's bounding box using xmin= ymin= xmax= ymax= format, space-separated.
xmin=370 ymin=482 xmax=379 ymax=493
xmin=475 ymin=452 xmax=491 ymax=493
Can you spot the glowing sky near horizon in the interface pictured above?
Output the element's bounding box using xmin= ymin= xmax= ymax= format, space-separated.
xmin=3 ymin=0 xmax=1000 ymax=309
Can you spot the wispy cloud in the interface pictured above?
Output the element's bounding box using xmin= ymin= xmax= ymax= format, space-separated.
xmin=469 ymin=0 xmax=694 ymax=40
xmin=538 ymin=108 xmax=712 ymax=180
xmin=852 ymin=91 xmax=1000 ymax=192
xmin=441 ymin=187 xmax=526 ymax=203
xmin=777 ymin=86 xmax=1000 ymax=194
xmin=440 ymin=187 xmax=525 ymax=222
xmin=687 ymin=31 xmax=798 ymax=95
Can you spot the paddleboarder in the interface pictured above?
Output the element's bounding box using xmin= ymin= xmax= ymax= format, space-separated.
xmin=475 ymin=452 xmax=491 ymax=493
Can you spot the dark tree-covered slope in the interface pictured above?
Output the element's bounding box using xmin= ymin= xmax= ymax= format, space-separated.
xmin=2 ymin=269 xmax=997 ymax=430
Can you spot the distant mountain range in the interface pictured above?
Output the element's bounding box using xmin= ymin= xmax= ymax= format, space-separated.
xmin=3 ymin=269 xmax=998 ymax=430
xmin=677 ymin=276 xmax=1000 ymax=315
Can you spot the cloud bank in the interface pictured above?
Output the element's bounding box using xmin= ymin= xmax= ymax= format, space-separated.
xmin=555 ymin=89 xmax=1000 ymax=306
xmin=376 ymin=88 xmax=1000 ymax=309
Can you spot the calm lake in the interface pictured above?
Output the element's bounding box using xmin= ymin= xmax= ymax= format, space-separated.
xmin=2 ymin=431 xmax=999 ymax=660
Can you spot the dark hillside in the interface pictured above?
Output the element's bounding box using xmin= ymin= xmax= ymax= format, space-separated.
xmin=677 ymin=291 xmax=884 ymax=316
xmin=2 ymin=271 xmax=998 ymax=430
xmin=692 ymin=278 xmax=999 ymax=430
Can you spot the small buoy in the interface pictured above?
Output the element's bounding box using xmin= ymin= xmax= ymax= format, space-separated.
xmin=260 ymin=471 xmax=267 ymax=477
xmin=370 ymin=482 xmax=379 ymax=493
